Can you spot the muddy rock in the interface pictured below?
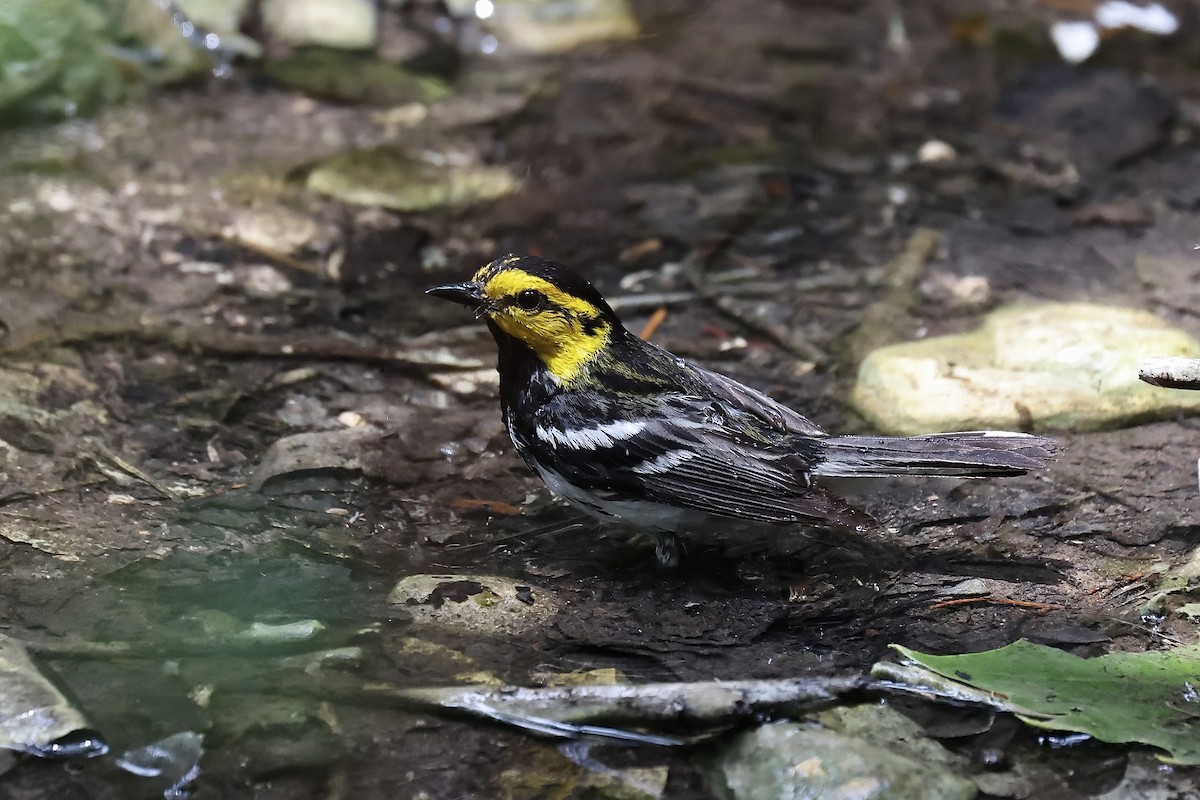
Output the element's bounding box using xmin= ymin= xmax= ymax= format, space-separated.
xmin=252 ymin=426 xmax=380 ymax=490
xmin=1098 ymin=754 xmax=1200 ymax=800
xmin=388 ymin=574 xmax=561 ymax=638
xmin=702 ymin=707 xmax=975 ymax=800
xmin=496 ymin=745 xmax=667 ymax=800
xmin=853 ymin=302 xmax=1200 ymax=434
xmin=390 ymin=637 xmax=502 ymax=684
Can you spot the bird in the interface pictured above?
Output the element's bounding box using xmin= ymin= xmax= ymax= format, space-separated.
xmin=428 ymin=255 xmax=1056 ymax=559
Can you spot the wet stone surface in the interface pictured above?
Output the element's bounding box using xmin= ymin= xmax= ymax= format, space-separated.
xmin=0 ymin=0 xmax=1199 ymax=797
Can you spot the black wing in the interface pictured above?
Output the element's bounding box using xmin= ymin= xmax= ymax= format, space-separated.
xmin=528 ymin=393 xmax=867 ymax=530
xmin=686 ymin=363 xmax=827 ymax=437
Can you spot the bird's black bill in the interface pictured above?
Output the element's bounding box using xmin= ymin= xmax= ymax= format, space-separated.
xmin=426 ymin=282 xmax=486 ymax=309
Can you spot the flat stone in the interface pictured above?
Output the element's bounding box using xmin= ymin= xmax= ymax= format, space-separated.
xmin=226 ymin=206 xmax=319 ymax=255
xmin=388 ymin=574 xmax=560 ymax=638
xmin=306 ymin=146 xmax=520 ymax=212
xmin=263 ymin=49 xmax=449 ymax=106
xmin=252 ymin=427 xmax=379 ymax=490
xmin=852 ymin=303 xmax=1200 ymax=434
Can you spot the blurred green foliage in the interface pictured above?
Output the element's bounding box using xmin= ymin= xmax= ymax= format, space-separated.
xmin=0 ymin=0 xmax=123 ymax=125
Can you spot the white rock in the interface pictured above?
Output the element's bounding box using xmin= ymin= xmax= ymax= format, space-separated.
xmin=917 ymin=139 xmax=956 ymax=164
xmin=237 ymin=264 xmax=293 ymax=298
xmin=1050 ymin=20 xmax=1100 ymax=64
xmin=1095 ymin=1 xmax=1178 ymax=35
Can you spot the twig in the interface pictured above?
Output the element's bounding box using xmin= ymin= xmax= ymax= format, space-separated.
xmin=638 ymin=307 xmax=669 ymax=341
xmin=0 ymin=480 xmax=107 ymax=509
xmin=88 ymin=445 xmax=175 ymax=498
xmin=450 ymin=498 xmax=521 ymax=516
xmin=715 ymin=295 xmax=828 ymax=362
xmin=1139 ymin=357 xmax=1200 ymax=390
xmin=352 ymin=674 xmax=865 ymax=734
xmin=605 ymin=274 xmax=862 ymax=314
xmin=229 ymin=236 xmax=324 ymax=276
xmin=607 ymin=291 xmax=700 ymax=313
xmin=928 ymin=597 xmax=1062 ymax=611
xmin=4 ymin=317 xmax=486 ymax=372
xmin=843 ymin=228 xmax=942 ymax=364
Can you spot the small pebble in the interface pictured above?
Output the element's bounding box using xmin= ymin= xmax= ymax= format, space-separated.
xmin=917 ymin=139 xmax=957 ymax=164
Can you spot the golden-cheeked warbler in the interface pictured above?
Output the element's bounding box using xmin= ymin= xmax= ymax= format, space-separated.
xmin=429 ymin=255 xmax=1056 ymax=552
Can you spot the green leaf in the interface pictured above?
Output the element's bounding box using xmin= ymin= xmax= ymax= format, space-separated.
xmin=877 ymin=639 xmax=1200 ymax=765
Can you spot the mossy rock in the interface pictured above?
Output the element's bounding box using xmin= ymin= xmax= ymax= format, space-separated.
xmin=263 ymin=48 xmax=449 ymax=106
xmin=388 ymin=574 xmax=559 ymax=637
xmin=306 ymin=145 xmax=520 ymax=212
xmin=853 ymin=303 xmax=1200 ymax=434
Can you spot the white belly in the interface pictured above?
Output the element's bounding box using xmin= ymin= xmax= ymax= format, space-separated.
xmin=531 ymin=462 xmax=688 ymax=532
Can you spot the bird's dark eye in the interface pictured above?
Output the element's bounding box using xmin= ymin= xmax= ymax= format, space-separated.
xmin=515 ymin=289 xmax=545 ymax=312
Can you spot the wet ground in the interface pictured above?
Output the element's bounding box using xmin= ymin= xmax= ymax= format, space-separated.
xmin=1 ymin=0 xmax=1200 ymax=797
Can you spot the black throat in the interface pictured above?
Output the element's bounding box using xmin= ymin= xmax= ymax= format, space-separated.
xmin=486 ymin=320 xmax=560 ymax=419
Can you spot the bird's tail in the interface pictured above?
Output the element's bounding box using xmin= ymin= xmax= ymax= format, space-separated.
xmin=812 ymin=431 xmax=1057 ymax=479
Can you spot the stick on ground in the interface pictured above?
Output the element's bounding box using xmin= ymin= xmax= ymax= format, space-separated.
xmin=1139 ymin=357 xmax=1200 ymax=390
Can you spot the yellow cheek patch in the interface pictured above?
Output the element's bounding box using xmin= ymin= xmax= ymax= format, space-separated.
xmin=480 ymin=269 xmax=611 ymax=382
